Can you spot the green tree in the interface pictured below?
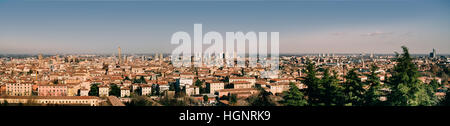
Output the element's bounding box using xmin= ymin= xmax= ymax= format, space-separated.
xmin=440 ymin=89 xmax=450 ymax=106
xmin=301 ymin=60 xmax=321 ymax=106
xmin=139 ymin=76 xmax=147 ymax=84
xmin=343 ymin=69 xmax=365 ymax=106
xmin=109 ymin=84 xmax=121 ymax=97
xmin=203 ymin=95 xmax=209 ymax=102
xmin=229 ymin=94 xmax=237 ymax=105
xmin=126 ymin=96 xmax=154 ymax=106
xmin=88 ymin=83 xmax=99 ymax=96
xmin=1 ymin=100 xmax=8 ymax=106
xmin=425 ymin=79 xmax=441 ymax=105
xmin=386 ymin=46 xmax=436 ymax=106
xmin=195 ymin=79 xmax=203 ymax=87
xmin=321 ymin=69 xmax=345 ymax=106
xmin=363 ymin=65 xmax=384 ymax=106
xmin=52 ymin=79 xmax=59 ymax=84
xmin=124 ymin=76 xmax=130 ymax=81
xmin=248 ymin=87 xmax=277 ymax=106
xmin=281 ymin=82 xmax=308 ymax=106
xmin=194 ymin=79 xmax=206 ymax=94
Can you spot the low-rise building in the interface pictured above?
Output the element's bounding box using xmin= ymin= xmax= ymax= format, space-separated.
xmin=38 ymin=84 xmax=68 ymax=96
xmin=141 ymin=84 xmax=152 ymax=96
xmin=177 ymin=77 xmax=193 ymax=87
xmin=98 ymin=85 xmax=109 ymax=97
xmin=229 ymin=77 xmax=256 ymax=85
xmin=185 ymin=85 xmax=200 ymax=96
xmin=267 ymin=82 xmax=290 ymax=94
xmin=232 ymin=81 xmax=253 ymax=89
xmin=217 ymin=88 xmax=259 ymax=98
xmin=6 ymin=83 xmax=33 ymax=96
xmin=80 ymin=88 xmax=89 ymax=96
xmin=120 ymin=87 xmax=130 ymax=97
xmin=207 ymin=81 xmax=224 ymax=94
xmin=0 ymin=96 xmax=100 ymax=106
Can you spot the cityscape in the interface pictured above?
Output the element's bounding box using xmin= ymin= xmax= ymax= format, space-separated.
xmin=0 ymin=46 xmax=448 ymax=106
xmin=0 ymin=0 xmax=449 ymax=107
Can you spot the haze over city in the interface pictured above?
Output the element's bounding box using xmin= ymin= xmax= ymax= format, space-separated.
xmin=0 ymin=0 xmax=449 ymax=54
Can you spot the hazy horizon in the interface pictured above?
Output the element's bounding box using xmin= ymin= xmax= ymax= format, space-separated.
xmin=1 ymin=0 xmax=449 ymax=54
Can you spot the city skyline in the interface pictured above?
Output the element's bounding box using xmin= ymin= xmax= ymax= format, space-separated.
xmin=1 ymin=0 xmax=450 ymax=54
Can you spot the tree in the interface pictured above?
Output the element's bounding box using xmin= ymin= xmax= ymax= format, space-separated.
xmin=425 ymin=79 xmax=441 ymax=105
xmin=440 ymin=89 xmax=450 ymax=106
xmin=139 ymin=76 xmax=147 ymax=84
xmin=363 ymin=65 xmax=383 ymax=106
xmin=386 ymin=46 xmax=436 ymax=106
xmin=88 ymin=83 xmax=99 ymax=96
xmin=194 ymin=79 xmax=206 ymax=94
xmin=321 ymin=69 xmax=345 ymax=106
xmin=343 ymin=69 xmax=365 ymax=106
xmin=203 ymin=95 xmax=209 ymax=103
xmin=301 ymin=60 xmax=321 ymax=106
xmin=124 ymin=76 xmax=130 ymax=81
xmin=134 ymin=87 xmax=142 ymax=96
xmin=194 ymin=79 xmax=203 ymax=87
xmin=1 ymin=100 xmax=8 ymax=106
xmin=248 ymin=87 xmax=277 ymax=106
xmin=109 ymin=84 xmax=121 ymax=97
xmin=52 ymin=79 xmax=59 ymax=85
xmin=126 ymin=96 xmax=154 ymax=106
xmin=282 ymin=82 xmax=307 ymax=106
xmin=229 ymin=94 xmax=237 ymax=105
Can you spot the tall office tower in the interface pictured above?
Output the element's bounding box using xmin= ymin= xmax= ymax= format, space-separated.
xmin=429 ymin=48 xmax=436 ymax=58
xmin=118 ymin=46 xmax=122 ymax=64
xmin=155 ymin=53 xmax=158 ymax=60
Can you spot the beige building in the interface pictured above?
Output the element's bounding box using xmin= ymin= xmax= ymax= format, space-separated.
xmin=98 ymin=85 xmax=109 ymax=97
xmin=232 ymin=81 xmax=253 ymax=89
xmin=120 ymin=87 xmax=130 ymax=97
xmin=267 ymin=82 xmax=290 ymax=94
xmin=217 ymin=88 xmax=258 ymax=98
xmin=229 ymin=77 xmax=256 ymax=85
xmin=6 ymin=83 xmax=33 ymax=96
xmin=207 ymin=81 xmax=224 ymax=94
xmin=80 ymin=88 xmax=89 ymax=96
xmin=185 ymin=85 xmax=200 ymax=96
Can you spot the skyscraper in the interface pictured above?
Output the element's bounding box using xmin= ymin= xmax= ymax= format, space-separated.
xmin=429 ymin=48 xmax=436 ymax=58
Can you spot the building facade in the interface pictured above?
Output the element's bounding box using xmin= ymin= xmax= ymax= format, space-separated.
xmin=6 ymin=83 xmax=33 ymax=96
xmin=38 ymin=84 xmax=68 ymax=96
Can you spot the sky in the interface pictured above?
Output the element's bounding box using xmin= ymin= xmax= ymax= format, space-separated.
xmin=0 ymin=0 xmax=449 ymax=55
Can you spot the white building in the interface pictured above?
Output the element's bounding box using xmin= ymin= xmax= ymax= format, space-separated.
xmin=177 ymin=77 xmax=193 ymax=87
xmin=141 ymin=85 xmax=152 ymax=96
xmin=80 ymin=88 xmax=89 ymax=96
xmin=159 ymin=84 xmax=170 ymax=93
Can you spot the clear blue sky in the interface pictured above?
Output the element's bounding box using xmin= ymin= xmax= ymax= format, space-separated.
xmin=0 ymin=0 xmax=449 ymax=54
